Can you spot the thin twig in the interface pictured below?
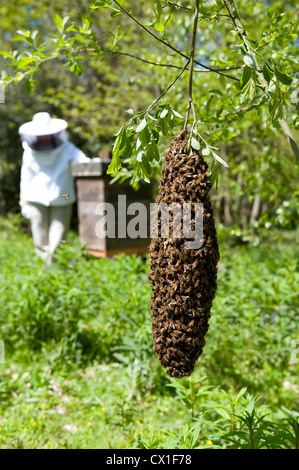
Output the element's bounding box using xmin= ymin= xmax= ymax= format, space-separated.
xmin=112 ymin=51 xmax=182 ymax=68
xmin=164 ymin=1 xmax=193 ymax=10
xmin=44 ymin=43 xmax=242 ymax=75
xmin=223 ymin=0 xmax=268 ymax=91
xmin=75 ymin=47 xmax=242 ymax=72
xmin=110 ymin=49 xmax=242 ymax=72
xmin=184 ymin=0 xmax=199 ymax=130
xmin=148 ymin=59 xmax=190 ymax=112
xmin=113 ymin=0 xmax=239 ymax=81
xmin=254 ymin=38 xmax=275 ymax=52
xmin=207 ymin=103 xmax=260 ymax=122
xmin=194 ymin=65 xmax=242 ymax=72
xmin=215 ymin=16 xmax=235 ymax=26
xmin=191 ymin=100 xmax=197 ymax=125
xmin=223 ymin=0 xmax=299 ymax=162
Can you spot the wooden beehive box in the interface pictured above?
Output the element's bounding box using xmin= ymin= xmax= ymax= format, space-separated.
xmin=72 ymin=159 xmax=153 ymax=257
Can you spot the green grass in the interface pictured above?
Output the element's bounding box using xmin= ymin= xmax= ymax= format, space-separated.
xmin=0 ymin=214 xmax=298 ymax=449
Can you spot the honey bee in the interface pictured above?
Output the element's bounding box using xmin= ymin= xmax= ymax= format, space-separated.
xmin=62 ymin=194 xmax=69 ymax=199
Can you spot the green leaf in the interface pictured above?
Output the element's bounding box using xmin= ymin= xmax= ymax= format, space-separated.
xmin=107 ymin=157 xmax=121 ymax=174
xmin=210 ymin=89 xmax=223 ymax=96
xmin=53 ymin=14 xmax=63 ymax=30
xmin=136 ymin=118 xmax=147 ymax=133
xmin=126 ymin=127 xmax=136 ymax=138
xmin=66 ymin=25 xmax=80 ymax=33
xmin=151 ymin=129 xmax=160 ymax=144
xmin=136 ymin=150 xmax=144 ymax=162
xmin=136 ymin=136 xmax=142 ymax=151
xmin=114 ymin=123 xmax=125 ymax=137
xmin=111 ymin=10 xmax=122 ymax=18
xmin=209 ymin=160 xmax=218 ymax=189
xmin=212 ymin=151 xmax=228 ymax=168
xmin=160 ymin=108 xmax=168 ymax=118
xmin=240 ymin=76 xmax=256 ymax=103
xmin=70 ymin=63 xmax=85 ymax=75
xmin=159 ymin=117 xmax=168 ymax=135
xmin=112 ymin=129 xmax=126 ymax=153
xmin=138 ymin=126 xmax=150 ymax=148
xmin=87 ymin=1 xmax=107 ymax=10
xmin=168 ymin=112 xmax=175 ymax=129
xmin=154 ymin=22 xmax=164 ymax=32
xmin=120 ymin=138 xmax=132 ymax=159
xmin=0 ymin=51 xmax=13 ymax=59
xmin=171 ymin=108 xmax=184 ymax=120
xmin=25 ymin=80 xmax=32 ymax=93
xmin=147 ymin=141 xmax=160 ymax=162
xmin=107 ymin=131 xmax=123 ymax=173
xmin=262 ymin=63 xmax=272 ymax=83
xmin=31 ymin=30 xmax=39 ymax=40
xmin=191 ymin=137 xmax=200 ymax=150
xmin=11 ymin=35 xmax=28 ymax=42
xmin=142 ymin=154 xmax=152 ymax=178
xmin=16 ymin=57 xmax=35 ymax=68
xmin=219 ymin=75 xmax=226 ymax=89
xmin=243 ymin=53 xmax=256 ymax=69
xmin=16 ymin=29 xmax=31 ymax=38
xmin=268 ymin=79 xmax=284 ymax=122
xmin=274 ymin=68 xmax=292 ymax=86
xmin=155 ymin=0 xmax=163 ymax=20
xmin=240 ymin=66 xmax=252 ymax=89
xmin=82 ymin=16 xmax=92 ymax=31
xmin=146 ymin=144 xmax=154 ymax=162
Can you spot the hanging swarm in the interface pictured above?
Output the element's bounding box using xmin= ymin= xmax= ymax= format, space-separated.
xmin=149 ymin=130 xmax=220 ymax=378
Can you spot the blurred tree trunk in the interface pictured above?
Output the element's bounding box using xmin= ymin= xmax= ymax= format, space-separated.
xmin=250 ymin=162 xmax=265 ymax=226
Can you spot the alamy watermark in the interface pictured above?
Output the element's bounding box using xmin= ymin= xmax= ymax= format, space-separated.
xmin=0 ymin=81 xmax=4 ymax=104
xmin=94 ymin=195 xmax=204 ymax=250
xmin=0 ymin=340 xmax=4 ymax=363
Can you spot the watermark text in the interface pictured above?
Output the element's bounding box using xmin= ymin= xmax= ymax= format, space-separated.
xmin=94 ymin=196 xmax=204 ymax=249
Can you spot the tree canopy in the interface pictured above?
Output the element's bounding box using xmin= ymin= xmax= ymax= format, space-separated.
xmin=0 ymin=0 xmax=298 ymax=233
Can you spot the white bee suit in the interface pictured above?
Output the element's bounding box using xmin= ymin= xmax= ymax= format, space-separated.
xmin=20 ymin=135 xmax=89 ymax=207
xmin=20 ymin=134 xmax=90 ymax=265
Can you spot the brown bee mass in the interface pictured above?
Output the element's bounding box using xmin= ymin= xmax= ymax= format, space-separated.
xmin=149 ymin=130 xmax=220 ymax=378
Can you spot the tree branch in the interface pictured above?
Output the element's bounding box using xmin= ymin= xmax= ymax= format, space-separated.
xmin=111 ymin=50 xmax=182 ymax=68
xmin=112 ymin=0 xmax=239 ymax=81
xmin=111 ymin=50 xmax=241 ymax=72
xmin=164 ymin=1 xmax=193 ymax=10
xmin=223 ymin=0 xmax=299 ymax=162
xmin=223 ymin=0 xmax=267 ymax=89
xmin=148 ymin=59 xmax=190 ymax=113
xmin=184 ymin=0 xmax=199 ymax=130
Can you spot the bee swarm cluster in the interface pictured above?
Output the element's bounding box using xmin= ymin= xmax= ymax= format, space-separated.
xmin=149 ymin=130 xmax=220 ymax=378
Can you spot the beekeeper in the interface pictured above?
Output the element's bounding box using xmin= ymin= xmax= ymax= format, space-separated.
xmin=19 ymin=112 xmax=90 ymax=266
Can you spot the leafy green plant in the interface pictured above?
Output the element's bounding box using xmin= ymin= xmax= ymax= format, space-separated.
xmin=218 ymin=410 xmax=299 ymax=449
xmin=0 ymin=216 xmax=298 ymax=449
xmin=167 ymin=375 xmax=212 ymax=422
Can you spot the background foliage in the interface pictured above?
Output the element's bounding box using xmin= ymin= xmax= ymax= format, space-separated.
xmin=0 ymin=0 xmax=298 ymax=449
xmin=0 ymin=216 xmax=298 ymax=448
xmin=0 ymin=0 xmax=298 ymax=235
